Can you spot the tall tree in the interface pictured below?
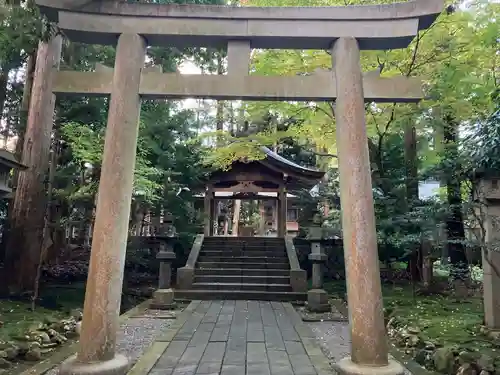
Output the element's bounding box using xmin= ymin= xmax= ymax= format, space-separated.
xmin=3 ymin=35 xmax=62 ymax=294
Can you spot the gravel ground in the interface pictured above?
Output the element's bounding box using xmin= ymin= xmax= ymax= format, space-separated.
xmin=308 ymin=321 xmax=412 ymax=375
xmin=44 ymin=309 xmax=174 ymax=375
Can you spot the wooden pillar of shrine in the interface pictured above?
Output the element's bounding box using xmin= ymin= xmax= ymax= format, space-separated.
xmin=210 ymin=197 xmax=217 ymax=236
xmin=204 ymin=186 xmax=214 ymax=236
xmin=258 ymin=200 xmax=266 ymax=236
xmin=332 ymin=37 xmax=404 ymax=375
xmin=277 ymin=187 xmax=287 ymax=237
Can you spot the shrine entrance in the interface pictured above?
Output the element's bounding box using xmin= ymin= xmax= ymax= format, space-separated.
xmin=30 ymin=0 xmax=443 ymax=374
xmin=202 ymin=146 xmax=324 ymax=237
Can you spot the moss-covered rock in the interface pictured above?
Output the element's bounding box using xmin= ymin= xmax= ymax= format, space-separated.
xmin=477 ymin=354 xmax=495 ymax=373
xmin=0 ymin=358 xmax=11 ymax=369
xmin=433 ymin=347 xmax=456 ymax=374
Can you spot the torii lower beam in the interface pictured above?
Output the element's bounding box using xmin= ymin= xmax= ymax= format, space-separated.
xmin=53 ymin=70 xmax=424 ymax=102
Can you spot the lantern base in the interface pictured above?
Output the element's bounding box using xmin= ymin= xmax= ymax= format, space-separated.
xmin=150 ymin=288 xmax=175 ymax=310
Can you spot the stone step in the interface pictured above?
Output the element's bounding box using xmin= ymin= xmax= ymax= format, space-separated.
xmin=197 ymin=256 xmax=289 ymax=263
xmin=203 ymin=236 xmax=283 ymax=242
xmin=174 ymin=289 xmax=306 ymax=302
xmin=194 ymin=275 xmax=290 ymax=285
xmin=191 ymin=282 xmax=292 ymax=293
xmin=201 ymin=248 xmax=285 ymax=254
xmin=199 ymin=250 xmax=286 ymax=258
xmin=201 ymin=244 xmax=284 ymax=249
xmin=202 ymin=243 xmax=284 ymax=249
xmin=194 ymin=268 xmax=290 ymax=277
xmin=197 ymin=262 xmax=290 ymax=270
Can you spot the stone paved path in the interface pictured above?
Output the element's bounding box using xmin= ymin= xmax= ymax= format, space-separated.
xmin=143 ymin=300 xmax=335 ymax=375
xmin=45 ymin=309 xmax=175 ymax=375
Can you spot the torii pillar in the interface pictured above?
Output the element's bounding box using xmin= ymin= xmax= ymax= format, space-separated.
xmin=59 ymin=33 xmax=146 ymax=375
xmin=332 ymin=37 xmax=404 ymax=375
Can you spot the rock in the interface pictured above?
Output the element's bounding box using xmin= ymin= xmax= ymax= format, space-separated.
xmin=43 ymin=315 xmax=60 ymax=326
xmin=477 ymin=354 xmax=495 ymax=372
xmin=25 ymin=348 xmax=42 ymax=361
xmin=407 ymin=326 xmax=421 ymax=334
xmin=414 ymin=349 xmax=433 ymax=366
xmin=488 ymin=331 xmax=500 ymax=341
xmin=16 ymin=342 xmax=30 ymax=356
xmin=28 ymin=322 xmax=44 ymax=332
xmin=0 ymin=321 xmax=3 ymax=328
xmin=456 ymin=363 xmax=477 ymax=375
xmin=47 ymin=329 xmax=67 ymax=344
xmin=41 ymin=343 xmax=58 ymax=349
xmin=38 ymin=332 xmax=51 ymax=344
xmin=70 ymin=308 xmax=83 ymax=321
xmin=479 ymin=371 xmax=491 ymax=375
xmin=408 ymin=334 xmax=421 ymax=348
xmin=0 ymin=358 xmax=11 ymax=369
xmin=1 ymin=347 xmax=18 ymax=361
xmin=425 ymin=341 xmax=436 ymax=350
xmin=29 ymin=341 xmax=41 ymax=350
xmin=387 ymin=317 xmax=397 ymax=331
xmin=433 ymin=347 xmax=456 ymax=374
xmin=459 ymin=351 xmax=481 ymax=365
xmin=75 ymin=321 xmax=82 ymax=335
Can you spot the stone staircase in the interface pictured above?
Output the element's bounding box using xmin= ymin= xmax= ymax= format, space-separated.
xmin=175 ymin=236 xmax=306 ymax=301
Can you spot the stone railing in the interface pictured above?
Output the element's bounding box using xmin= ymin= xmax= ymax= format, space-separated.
xmin=284 ymin=235 xmax=307 ymax=293
xmin=176 ymin=234 xmax=204 ymax=289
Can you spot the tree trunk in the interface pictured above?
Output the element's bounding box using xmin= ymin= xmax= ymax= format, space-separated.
xmin=404 ymin=119 xmax=422 ymax=281
xmin=443 ymin=115 xmax=469 ymax=280
xmin=16 ymin=53 xmax=36 ymax=155
xmin=0 ymin=67 xmax=10 ymax=125
xmin=3 ymin=37 xmax=62 ymax=295
xmin=1 ymin=53 xmax=37 ymax=263
xmin=32 ymin=148 xmax=56 ymax=309
xmin=434 ymin=126 xmax=449 ymax=264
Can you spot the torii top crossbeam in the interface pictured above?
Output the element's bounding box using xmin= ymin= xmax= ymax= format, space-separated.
xmin=39 ymin=0 xmax=441 ymax=50
xmin=36 ymin=0 xmax=443 ymax=103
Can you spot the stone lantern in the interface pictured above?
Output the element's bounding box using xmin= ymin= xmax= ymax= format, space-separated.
xmin=150 ymin=212 xmax=177 ymax=309
xmin=475 ymin=171 xmax=500 ymax=330
xmin=0 ymin=149 xmax=26 ymax=199
xmin=306 ymin=211 xmax=330 ymax=312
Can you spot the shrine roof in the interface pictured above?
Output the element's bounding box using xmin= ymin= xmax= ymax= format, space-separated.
xmin=0 ymin=149 xmax=27 ymax=170
xmin=208 ymin=147 xmax=325 ymax=193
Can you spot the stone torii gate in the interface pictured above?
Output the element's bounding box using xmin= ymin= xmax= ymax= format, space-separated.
xmin=31 ymin=1 xmax=443 ymax=374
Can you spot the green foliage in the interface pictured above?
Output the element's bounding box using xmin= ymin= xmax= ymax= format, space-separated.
xmin=0 ymin=4 xmax=43 ymax=69
xmin=465 ymin=91 xmax=500 ymax=175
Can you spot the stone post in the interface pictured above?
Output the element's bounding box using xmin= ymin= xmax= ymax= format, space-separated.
xmin=59 ymin=33 xmax=146 ymax=375
xmin=307 ymin=227 xmax=329 ymax=312
xmin=331 ymin=37 xmax=404 ymax=375
xmin=151 ymin=238 xmax=177 ymax=309
xmin=483 ymin=201 xmax=500 ymax=330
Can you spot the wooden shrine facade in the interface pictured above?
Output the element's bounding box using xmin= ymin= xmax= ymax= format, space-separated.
xmin=203 ymin=147 xmax=325 ymax=237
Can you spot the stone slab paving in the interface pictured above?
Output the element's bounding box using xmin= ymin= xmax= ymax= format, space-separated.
xmin=143 ymin=300 xmax=335 ymax=375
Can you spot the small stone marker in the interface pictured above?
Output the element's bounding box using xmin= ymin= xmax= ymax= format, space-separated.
xmin=150 ymin=237 xmax=177 ymax=310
